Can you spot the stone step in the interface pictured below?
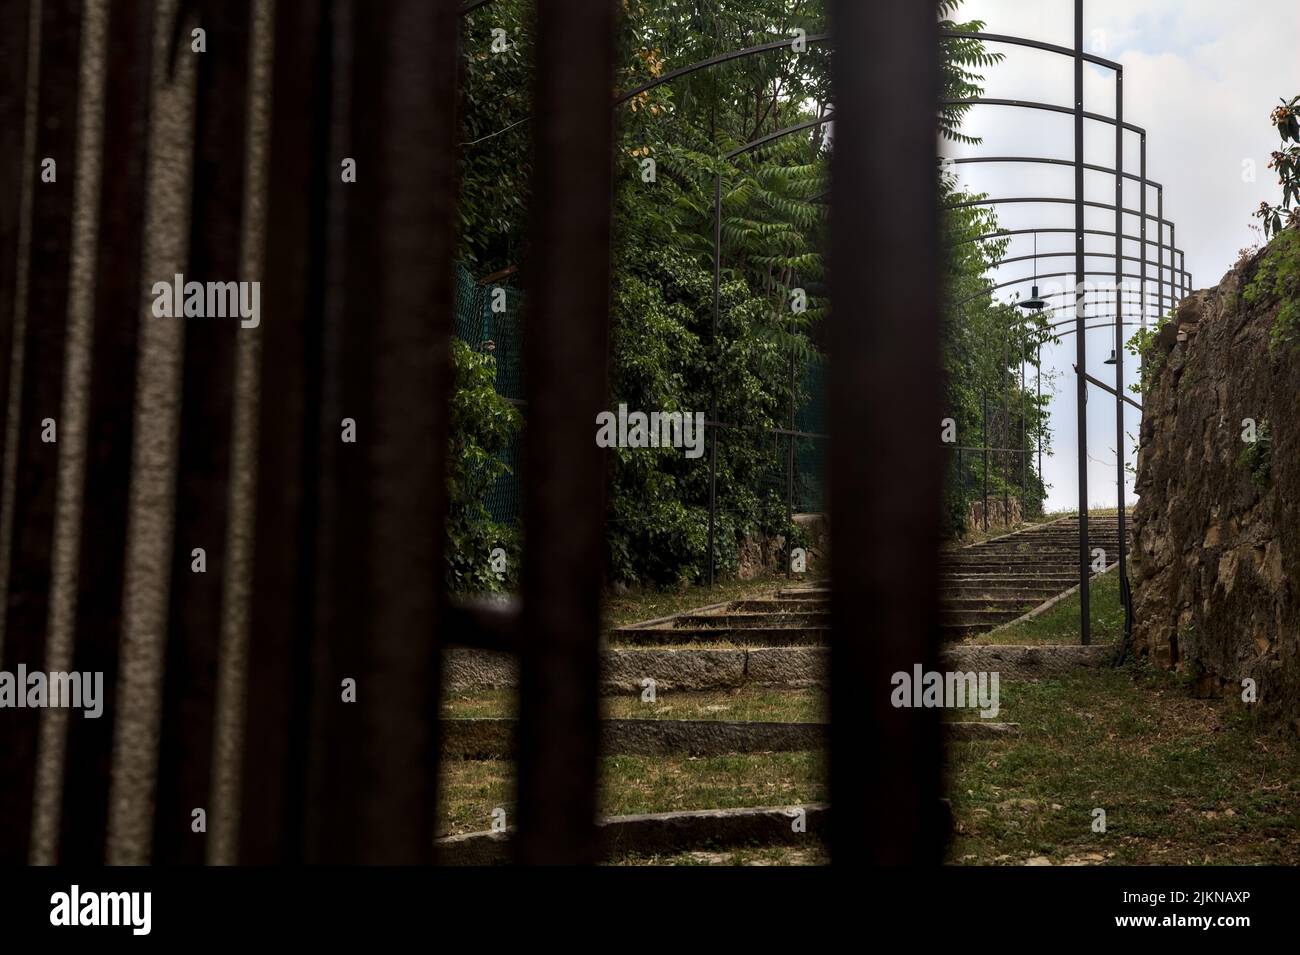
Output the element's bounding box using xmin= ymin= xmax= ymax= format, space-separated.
xmin=941 ymin=596 xmax=1038 ymax=611
xmin=611 ymin=626 xmax=828 ymax=646
xmin=728 ymin=599 xmax=829 ymax=613
xmin=941 ymin=608 xmax=1026 ymax=627
xmin=441 ymin=717 xmax=1020 ymax=761
xmin=775 ymin=588 xmax=828 ymax=600
xmin=675 ymin=612 xmax=828 ymax=628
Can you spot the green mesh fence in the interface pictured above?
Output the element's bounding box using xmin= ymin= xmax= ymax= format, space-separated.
xmin=453 ymin=263 xmax=828 ymax=524
xmin=794 ymin=355 xmax=827 ymax=513
xmin=455 ymin=264 xmax=523 ymax=525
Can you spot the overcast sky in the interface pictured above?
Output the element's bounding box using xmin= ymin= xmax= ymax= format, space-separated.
xmin=939 ymin=0 xmax=1300 ymax=512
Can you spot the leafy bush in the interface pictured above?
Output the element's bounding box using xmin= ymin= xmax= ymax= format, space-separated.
xmin=1236 ymin=419 xmax=1273 ymax=491
xmin=446 ymin=339 xmax=522 ymax=593
xmin=1244 ymin=228 xmax=1300 ymax=352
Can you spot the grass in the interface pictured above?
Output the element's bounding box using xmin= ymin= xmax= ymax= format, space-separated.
xmin=438 ymin=751 xmax=826 ymax=838
xmin=439 ymin=664 xmax=1300 ymax=864
xmin=946 ymin=664 xmax=1300 ymax=865
xmin=963 ymin=566 xmax=1125 ymax=646
xmin=443 ymin=687 xmax=825 ymax=723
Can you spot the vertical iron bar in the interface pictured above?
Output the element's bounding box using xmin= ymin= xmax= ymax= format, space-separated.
xmin=0 ymin=0 xmax=32 ymax=509
xmin=1140 ymin=136 xmax=1148 ymax=337
xmin=829 ymin=0 xmax=942 ymax=863
xmin=515 ymin=0 xmax=617 ymax=865
xmin=1074 ymin=0 xmax=1091 ymax=644
xmin=57 ymin=0 xmax=155 ymax=864
xmin=707 ymin=174 xmax=721 ymax=586
xmin=238 ymin=0 xmax=332 ymax=865
xmin=152 ymin=0 xmax=252 ymax=865
xmin=981 ymin=393 xmax=988 ymax=531
xmin=1036 ymin=341 xmax=1042 ymax=503
xmin=1115 ymin=70 xmax=1132 ymax=650
xmin=1001 ymin=315 xmax=1008 ymax=525
xmin=1157 ymin=188 xmax=1165 ymax=320
xmin=307 ymin=0 xmax=461 ymax=864
xmin=0 ymin=0 xmax=82 ymax=864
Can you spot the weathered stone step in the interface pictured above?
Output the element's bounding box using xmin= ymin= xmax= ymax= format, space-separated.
xmin=441 ymin=717 xmax=1019 ymax=760
xmin=943 ymin=564 xmax=1083 ymax=575
xmin=437 ymin=805 xmax=830 ymax=865
xmin=944 ymin=586 xmax=1065 ymax=599
xmin=611 ymin=626 xmax=828 ymax=646
xmin=728 ymin=598 xmax=829 ymax=612
xmin=775 ymin=588 xmax=828 ymax=600
xmin=675 ymin=612 xmax=828 ymax=628
xmin=445 ymin=644 xmax=1116 ymax=694
xmin=941 ymin=596 xmax=1037 ymax=611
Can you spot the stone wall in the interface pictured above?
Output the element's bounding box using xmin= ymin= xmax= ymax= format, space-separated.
xmin=967 ymin=497 xmax=1022 ymax=533
xmin=1131 ymin=243 xmax=1300 ymax=729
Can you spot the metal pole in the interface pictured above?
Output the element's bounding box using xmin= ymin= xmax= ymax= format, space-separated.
xmin=1140 ymin=135 xmax=1148 ymax=336
xmin=1036 ymin=340 xmax=1042 ymax=507
xmin=1116 ymin=70 xmax=1133 ymax=650
xmin=1002 ymin=314 xmax=1009 ymax=525
xmin=707 ymin=173 xmax=721 ymax=586
xmin=982 ymin=393 xmax=989 ymax=531
xmin=1074 ymin=0 xmax=1091 ymax=644
xmin=1158 ymin=187 xmax=1166 ymax=319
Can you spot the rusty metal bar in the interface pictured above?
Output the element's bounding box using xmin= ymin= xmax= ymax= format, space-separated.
xmin=515 ymin=0 xmax=617 ymax=865
xmin=0 ymin=0 xmax=83 ymax=865
xmin=829 ymin=0 xmax=942 ymax=863
xmin=152 ymin=0 xmax=252 ymax=866
xmin=57 ymin=0 xmax=156 ymax=864
xmin=237 ymin=0 xmax=333 ymax=865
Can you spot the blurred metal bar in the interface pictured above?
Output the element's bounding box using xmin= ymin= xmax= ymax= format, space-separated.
xmin=0 ymin=0 xmax=33 ymax=517
xmin=306 ymin=0 xmax=461 ymax=864
xmin=515 ymin=0 xmax=617 ymax=865
xmin=238 ymin=0 xmax=332 ymax=864
xmin=0 ymin=0 xmax=83 ymax=865
xmin=829 ymin=0 xmax=942 ymax=863
xmin=152 ymin=0 xmax=251 ymax=866
xmin=57 ymin=0 xmax=155 ymax=864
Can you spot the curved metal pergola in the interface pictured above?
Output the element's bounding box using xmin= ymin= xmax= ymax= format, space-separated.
xmin=937 ymin=19 xmax=1197 ymax=645
xmin=459 ymin=2 xmax=1188 ymax=647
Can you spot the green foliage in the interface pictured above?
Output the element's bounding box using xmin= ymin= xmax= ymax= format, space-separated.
xmin=453 ymin=0 xmax=1029 ymax=581
xmin=939 ymin=2 xmax=1005 ymax=146
xmin=458 ymin=1 xmax=534 ymax=275
xmin=446 ymin=339 xmax=522 ymax=593
xmin=1255 ymin=94 xmax=1300 ymax=238
xmin=1124 ymin=311 xmax=1173 ymax=395
xmin=1244 ymin=228 xmax=1300 ymax=351
xmin=1236 ymin=419 xmax=1273 ymax=491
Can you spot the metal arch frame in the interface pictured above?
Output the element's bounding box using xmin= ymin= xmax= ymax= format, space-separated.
xmin=944 ymin=11 xmax=1196 ymax=644
xmin=461 ymin=2 xmax=1182 ymax=646
xmin=955 ymin=268 xmax=1176 ymax=312
xmin=959 ymin=227 xmax=1189 ymax=303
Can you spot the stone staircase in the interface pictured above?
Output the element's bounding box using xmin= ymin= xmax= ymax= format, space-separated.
xmin=613 ymin=515 xmax=1128 ymax=645
xmin=939 ymin=516 xmax=1125 ymax=639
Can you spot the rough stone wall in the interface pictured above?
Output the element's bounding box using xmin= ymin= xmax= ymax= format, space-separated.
xmin=1132 ymin=244 xmax=1300 ymax=729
